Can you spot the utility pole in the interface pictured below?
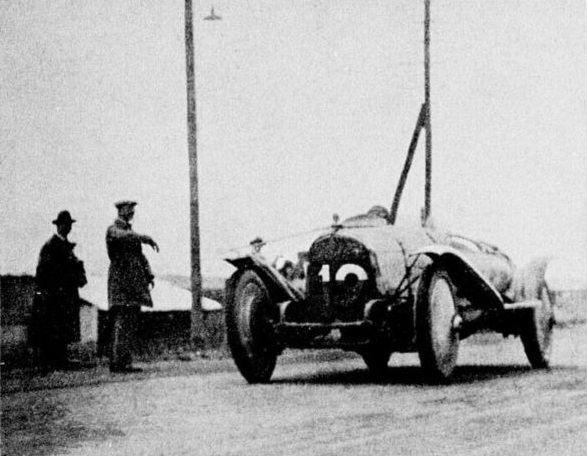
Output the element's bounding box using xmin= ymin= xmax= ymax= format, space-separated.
xmin=423 ymin=0 xmax=432 ymax=222
xmin=389 ymin=0 xmax=434 ymax=224
xmin=185 ymin=0 xmax=206 ymax=348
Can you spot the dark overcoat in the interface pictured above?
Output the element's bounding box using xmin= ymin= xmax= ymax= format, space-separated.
xmin=31 ymin=235 xmax=87 ymax=346
xmin=106 ymin=218 xmax=154 ymax=308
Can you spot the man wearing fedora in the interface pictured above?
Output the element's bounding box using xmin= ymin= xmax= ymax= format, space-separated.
xmin=106 ymin=200 xmax=159 ymax=373
xmin=31 ymin=210 xmax=87 ymax=371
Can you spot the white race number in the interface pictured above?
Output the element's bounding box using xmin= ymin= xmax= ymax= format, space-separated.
xmin=317 ymin=264 xmax=367 ymax=283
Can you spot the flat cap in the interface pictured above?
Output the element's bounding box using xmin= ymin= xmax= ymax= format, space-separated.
xmin=114 ymin=200 xmax=138 ymax=209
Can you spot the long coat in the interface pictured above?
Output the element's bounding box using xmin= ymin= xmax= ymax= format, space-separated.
xmin=31 ymin=235 xmax=87 ymax=346
xmin=106 ymin=218 xmax=154 ymax=308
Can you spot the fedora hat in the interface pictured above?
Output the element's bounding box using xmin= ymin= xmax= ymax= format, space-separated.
xmin=52 ymin=210 xmax=76 ymax=225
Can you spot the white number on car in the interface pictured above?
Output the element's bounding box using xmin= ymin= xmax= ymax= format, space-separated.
xmin=318 ymin=264 xmax=367 ymax=283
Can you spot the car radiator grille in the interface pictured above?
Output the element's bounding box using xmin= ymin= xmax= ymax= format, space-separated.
xmin=303 ymin=235 xmax=376 ymax=323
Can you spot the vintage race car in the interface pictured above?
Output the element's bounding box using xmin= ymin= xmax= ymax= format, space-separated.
xmin=224 ymin=209 xmax=554 ymax=384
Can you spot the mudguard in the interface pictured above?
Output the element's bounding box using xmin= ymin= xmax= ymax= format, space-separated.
xmin=226 ymin=254 xmax=304 ymax=303
xmin=413 ymin=245 xmax=505 ymax=311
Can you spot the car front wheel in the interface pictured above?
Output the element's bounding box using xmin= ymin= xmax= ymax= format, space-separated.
xmin=417 ymin=265 xmax=460 ymax=382
xmin=225 ymin=269 xmax=278 ymax=383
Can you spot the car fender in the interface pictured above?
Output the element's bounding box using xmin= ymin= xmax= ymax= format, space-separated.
xmin=412 ymin=245 xmax=504 ymax=311
xmin=511 ymin=257 xmax=551 ymax=302
xmin=226 ymin=255 xmax=304 ymax=304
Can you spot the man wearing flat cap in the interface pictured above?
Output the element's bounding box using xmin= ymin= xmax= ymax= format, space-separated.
xmin=250 ymin=237 xmax=266 ymax=255
xmin=106 ymin=200 xmax=159 ymax=373
xmin=31 ymin=210 xmax=87 ymax=371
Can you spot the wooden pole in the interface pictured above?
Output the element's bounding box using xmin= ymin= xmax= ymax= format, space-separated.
xmin=424 ymin=0 xmax=432 ymax=223
xmin=389 ymin=104 xmax=427 ymax=224
xmin=185 ymin=0 xmax=206 ymax=348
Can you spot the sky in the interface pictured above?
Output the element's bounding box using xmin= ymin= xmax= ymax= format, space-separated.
xmin=1 ymin=0 xmax=586 ymax=283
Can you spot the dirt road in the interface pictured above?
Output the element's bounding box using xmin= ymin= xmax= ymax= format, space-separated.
xmin=2 ymin=324 xmax=586 ymax=456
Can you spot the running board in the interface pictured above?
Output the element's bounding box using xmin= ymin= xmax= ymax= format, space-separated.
xmin=502 ymin=300 xmax=541 ymax=311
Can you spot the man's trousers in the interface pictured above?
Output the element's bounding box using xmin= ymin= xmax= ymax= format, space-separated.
xmin=109 ymin=306 xmax=140 ymax=370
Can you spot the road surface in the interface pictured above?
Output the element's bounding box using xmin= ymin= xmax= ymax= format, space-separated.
xmin=2 ymin=324 xmax=586 ymax=456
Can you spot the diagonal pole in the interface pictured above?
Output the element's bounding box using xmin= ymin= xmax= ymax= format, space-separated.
xmin=389 ymin=104 xmax=427 ymax=224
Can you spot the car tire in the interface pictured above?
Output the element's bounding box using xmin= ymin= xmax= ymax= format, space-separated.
xmin=225 ymin=269 xmax=278 ymax=384
xmin=360 ymin=347 xmax=392 ymax=376
xmin=416 ymin=265 xmax=460 ymax=382
xmin=520 ymin=285 xmax=554 ymax=369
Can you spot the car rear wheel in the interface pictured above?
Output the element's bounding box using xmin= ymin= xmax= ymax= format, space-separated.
xmin=520 ymin=285 xmax=554 ymax=368
xmin=225 ymin=270 xmax=278 ymax=383
xmin=360 ymin=347 xmax=392 ymax=376
xmin=417 ymin=266 xmax=460 ymax=382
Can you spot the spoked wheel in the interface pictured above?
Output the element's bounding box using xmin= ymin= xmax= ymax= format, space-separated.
xmin=360 ymin=347 xmax=392 ymax=377
xmin=225 ymin=270 xmax=279 ymax=383
xmin=520 ymin=285 xmax=554 ymax=368
xmin=417 ymin=265 xmax=460 ymax=382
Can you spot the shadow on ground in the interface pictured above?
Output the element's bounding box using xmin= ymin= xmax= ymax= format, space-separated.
xmin=272 ymin=364 xmax=583 ymax=386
